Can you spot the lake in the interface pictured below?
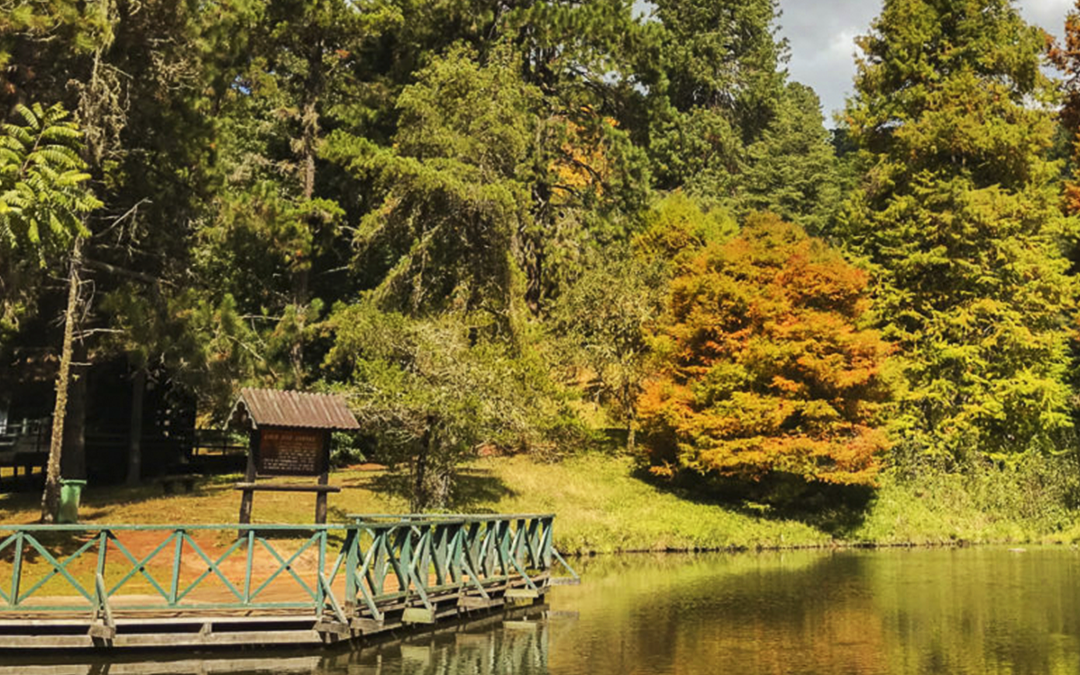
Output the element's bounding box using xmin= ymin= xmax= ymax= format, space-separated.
xmin=6 ymin=546 xmax=1080 ymax=674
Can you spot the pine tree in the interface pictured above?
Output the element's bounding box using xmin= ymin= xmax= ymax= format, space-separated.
xmin=840 ymin=0 xmax=1077 ymax=462
xmin=323 ymin=45 xmax=536 ymax=322
xmin=195 ymin=0 xmax=395 ymax=385
xmin=739 ymin=83 xmax=842 ymax=234
xmin=0 ymin=1 xmax=109 ymax=108
xmin=324 ymin=1 xmax=655 ymax=321
xmin=648 ymin=0 xmax=787 ymax=200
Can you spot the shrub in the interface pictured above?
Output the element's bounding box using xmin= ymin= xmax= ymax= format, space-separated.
xmin=639 ymin=213 xmax=896 ymax=487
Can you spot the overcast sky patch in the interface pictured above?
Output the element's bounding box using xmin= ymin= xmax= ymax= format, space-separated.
xmin=777 ymin=0 xmax=1074 ymax=123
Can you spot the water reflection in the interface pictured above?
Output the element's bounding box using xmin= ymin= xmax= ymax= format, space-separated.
xmin=552 ymin=548 xmax=1080 ymax=675
xmin=0 ymin=607 xmax=555 ymax=675
xmin=5 ymin=548 xmax=1080 ymax=675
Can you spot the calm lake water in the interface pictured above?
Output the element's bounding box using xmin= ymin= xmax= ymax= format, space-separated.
xmin=8 ymin=547 xmax=1080 ymax=674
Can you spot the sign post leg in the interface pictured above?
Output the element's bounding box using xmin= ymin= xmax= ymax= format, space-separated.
xmin=315 ymin=470 xmax=329 ymax=524
xmin=239 ymin=489 xmax=254 ymax=524
xmin=239 ymin=437 xmax=257 ymax=525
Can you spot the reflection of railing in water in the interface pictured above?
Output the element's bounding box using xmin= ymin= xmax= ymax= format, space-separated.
xmin=363 ymin=607 xmax=555 ymax=675
xmin=0 ymin=605 xmax=567 ymax=674
xmin=0 ymin=515 xmax=578 ymax=650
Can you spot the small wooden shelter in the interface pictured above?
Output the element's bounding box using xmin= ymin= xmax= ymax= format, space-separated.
xmin=229 ymin=388 xmax=359 ymax=524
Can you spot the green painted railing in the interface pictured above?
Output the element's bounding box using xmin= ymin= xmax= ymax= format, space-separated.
xmin=0 ymin=515 xmax=577 ymax=626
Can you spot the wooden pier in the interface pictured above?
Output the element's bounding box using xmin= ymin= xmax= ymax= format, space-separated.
xmin=0 ymin=514 xmax=578 ymax=651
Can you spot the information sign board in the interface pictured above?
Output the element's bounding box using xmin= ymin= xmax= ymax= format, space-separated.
xmin=256 ymin=428 xmax=327 ymax=476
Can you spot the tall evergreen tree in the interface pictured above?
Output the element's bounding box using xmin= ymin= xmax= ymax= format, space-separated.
xmin=324 ymin=2 xmax=654 ymax=321
xmin=739 ymin=83 xmax=842 ymax=234
xmin=504 ymin=0 xmax=654 ymax=313
xmin=324 ymin=45 xmax=536 ymax=322
xmin=647 ymin=0 xmax=786 ymax=200
xmin=195 ymin=0 xmax=396 ymax=386
xmin=839 ymin=0 xmax=1077 ymax=462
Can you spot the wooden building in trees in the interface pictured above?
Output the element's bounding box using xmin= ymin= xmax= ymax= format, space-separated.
xmin=0 ymin=355 xmax=195 ymax=488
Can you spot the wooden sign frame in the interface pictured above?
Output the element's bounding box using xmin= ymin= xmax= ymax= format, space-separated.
xmin=237 ymin=428 xmax=340 ymax=525
xmin=229 ymin=389 xmax=358 ymax=526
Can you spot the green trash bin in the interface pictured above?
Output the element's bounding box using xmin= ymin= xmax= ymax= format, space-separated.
xmin=58 ymin=479 xmax=87 ymax=524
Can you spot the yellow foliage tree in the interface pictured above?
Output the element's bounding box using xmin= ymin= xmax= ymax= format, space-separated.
xmin=639 ymin=213 xmax=895 ymax=486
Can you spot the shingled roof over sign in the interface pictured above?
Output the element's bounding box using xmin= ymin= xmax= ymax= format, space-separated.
xmin=230 ymin=388 xmax=360 ymax=431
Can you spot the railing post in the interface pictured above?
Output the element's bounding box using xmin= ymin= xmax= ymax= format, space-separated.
xmin=316 ymin=529 xmax=326 ymax=611
xmin=496 ymin=520 xmax=510 ymax=577
xmin=514 ymin=518 xmax=526 ymax=568
xmin=96 ymin=530 xmax=109 ymax=578
xmin=395 ymin=526 xmax=411 ymax=592
xmin=542 ymin=517 xmax=554 ymax=569
xmin=526 ymin=518 xmax=541 ymax=569
xmin=418 ymin=524 xmax=432 ymax=589
xmin=373 ymin=528 xmax=387 ymax=595
xmin=344 ymin=527 xmax=358 ymax=615
xmin=492 ymin=521 xmax=503 ymax=576
xmin=95 ymin=529 xmax=110 ymax=608
xmin=448 ymin=524 xmax=463 ymax=585
xmin=9 ymin=532 xmax=22 ymax=607
xmin=243 ymin=529 xmax=255 ymax=603
xmin=169 ymin=529 xmax=183 ymax=606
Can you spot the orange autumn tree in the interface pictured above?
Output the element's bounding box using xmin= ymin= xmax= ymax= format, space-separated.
xmin=638 ymin=213 xmax=895 ymax=487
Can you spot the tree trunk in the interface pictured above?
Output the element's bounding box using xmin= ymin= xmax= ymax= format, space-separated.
xmin=41 ymin=238 xmax=83 ymax=523
xmin=525 ymin=177 xmax=552 ymax=316
xmin=523 ymin=231 xmax=545 ymax=316
xmin=412 ymin=418 xmax=436 ymax=512
xmin=622 ymin=384 xmax=637 ymax=453
xmin=289 ymin=54 xmax=323 ymax=385
xmin=61 ymin=340 xmax=87 ymax=481
xmin=126 ymin=366 xmax=146 ymax=486
xmin=412 ymin=452 xmax=428 ymax=513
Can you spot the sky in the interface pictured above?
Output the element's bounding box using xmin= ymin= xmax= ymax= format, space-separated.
xmin=777 ymin=0 xmax=1076 ymax=121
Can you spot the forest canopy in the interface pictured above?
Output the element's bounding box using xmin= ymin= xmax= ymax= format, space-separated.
xmin=4 ymin=0 xmax=1080 ymax=510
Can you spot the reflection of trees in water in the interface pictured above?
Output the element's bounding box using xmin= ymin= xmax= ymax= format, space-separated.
xmin=554 ymin=549 xmax=1080 ymax=675
xmin=864 ymin=549 xmax=1080 ymax=675
xmin=551 ymin=550 xmax=888 ymax=675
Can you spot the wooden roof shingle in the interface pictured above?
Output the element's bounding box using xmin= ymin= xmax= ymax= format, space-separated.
xmin=230 ymin=388 xmax=360 ymax=431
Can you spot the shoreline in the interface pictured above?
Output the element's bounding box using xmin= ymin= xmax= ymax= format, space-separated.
xmin=0 ymin=452 xmax=1073 ymax=558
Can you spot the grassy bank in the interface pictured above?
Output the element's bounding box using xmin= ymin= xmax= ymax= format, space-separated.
xmin=0 ymin=453 xmax=1072 ymax=554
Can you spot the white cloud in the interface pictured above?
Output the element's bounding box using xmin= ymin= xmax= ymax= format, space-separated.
xmin=828 ymin=29 xmax=858 ymax=58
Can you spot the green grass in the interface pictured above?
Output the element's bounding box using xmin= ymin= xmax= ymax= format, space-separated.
xmin=0 ymin=453 xmax=1074 ymax=554
xmin=464 ymin=454 xmax=831 ymax=553
xmin=850 ymin=465 xmax=1075 ymax=546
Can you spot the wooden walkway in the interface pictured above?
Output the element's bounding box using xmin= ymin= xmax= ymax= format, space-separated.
xmin=0 ymin=515 xmax=578 ymax=651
